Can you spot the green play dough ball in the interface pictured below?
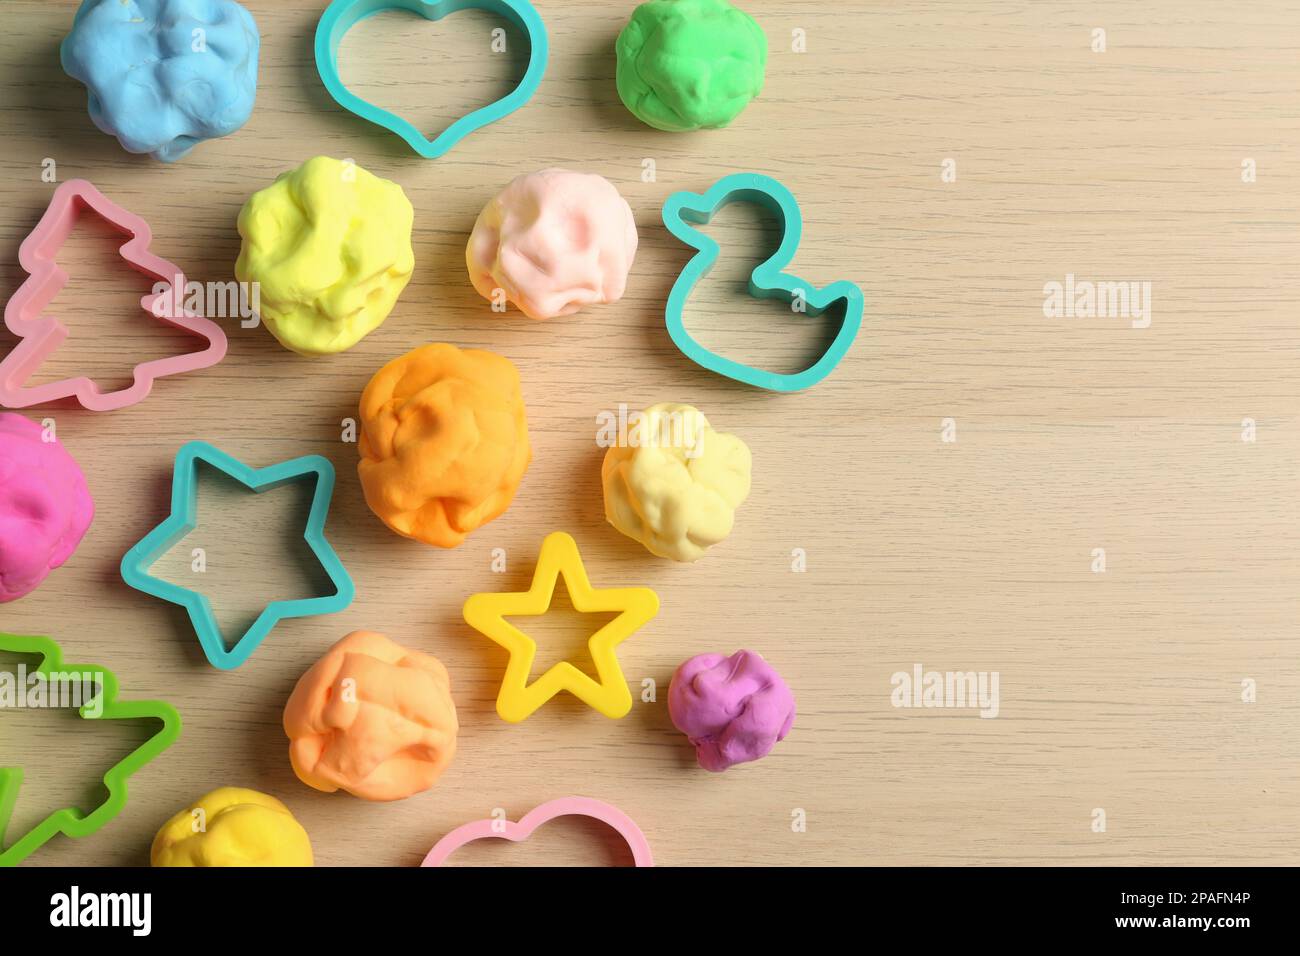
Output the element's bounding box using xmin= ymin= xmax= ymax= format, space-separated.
xmin=616 ymin=0 xmax=767 ymax=132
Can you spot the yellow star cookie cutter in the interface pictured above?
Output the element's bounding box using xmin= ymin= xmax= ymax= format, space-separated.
xmin=463 ymin=532 xmax=659 ymax=722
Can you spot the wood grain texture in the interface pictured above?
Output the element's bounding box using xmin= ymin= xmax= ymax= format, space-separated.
xmin=1 ymin=0 xmax=1298 ymax=866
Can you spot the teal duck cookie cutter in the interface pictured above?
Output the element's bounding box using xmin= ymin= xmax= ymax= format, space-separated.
xmin=315 ymin=0 xmax=548 ymax=158
xmin=661 ymin=172 xmax=864 ymax=392
xmin=0 ymin=633 xmax=181 ymax=866
xmin=119 ymin=441 xmax=355 ymax=671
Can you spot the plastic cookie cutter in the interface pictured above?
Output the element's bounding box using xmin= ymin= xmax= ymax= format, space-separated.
xmin=315 ymin=0 xmax=548 ymax=159
xmin=420 ymin=796 xmax=653 ymax=867
xmin=119 ymin=441 xmax=356 ymax=671
xmin=661 ymin=172 xmax=864 ymax=392
xmin=0 ymin=633 xmax=181 ymax=867
xmin=462 ymin=532 xmax=659 ymax=722
xmin=0 ymin=179 xmax=228 ymax=411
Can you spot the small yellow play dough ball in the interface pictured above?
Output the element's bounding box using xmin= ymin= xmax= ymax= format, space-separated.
xmin=602 ymin=402 xmax=751 ymax=562
xmin=235 ymin=156 xmax=414 ymax=355
xmin=150 ymin=787 xmax=313 ymax=867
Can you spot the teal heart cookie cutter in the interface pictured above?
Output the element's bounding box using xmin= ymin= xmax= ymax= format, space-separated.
xmin=315 ymin=0 xmax=548 ymax=159
xmin=662 ymin=173 xmax=864 ymax=392
xmin=119 ymin=441 xmax=355 ymax=671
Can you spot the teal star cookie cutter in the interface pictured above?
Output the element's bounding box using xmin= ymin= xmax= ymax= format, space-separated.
xmin=0 ymin=632 xmax=181 ymax=866
xmin=662 ymin=172 xmax=865 ymax=392
xmin=119 ymin=441 xmax=355 ymax=671
xmin=315 ymin=0 xmax=548 ymax=159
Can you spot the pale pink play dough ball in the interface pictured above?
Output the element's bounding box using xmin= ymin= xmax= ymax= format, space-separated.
xmin=466 ymin=168 xmax=638 ymax=320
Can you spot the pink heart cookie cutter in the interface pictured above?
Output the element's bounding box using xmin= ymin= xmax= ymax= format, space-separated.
xmin=420 ymin=797 xmax=654 ymax=867
xmin=0 ymin=179 xmax=228 ymax=411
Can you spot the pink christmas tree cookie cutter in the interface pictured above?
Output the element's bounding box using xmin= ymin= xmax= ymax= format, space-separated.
xmin=420 ymin=797 xmax=654 ymax=867
xmin=0 ymin=179 xmax=227 ymax=411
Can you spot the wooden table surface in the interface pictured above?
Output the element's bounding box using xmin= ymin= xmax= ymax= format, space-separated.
xmin=1 ymin=0 xmax=1298 ymax=867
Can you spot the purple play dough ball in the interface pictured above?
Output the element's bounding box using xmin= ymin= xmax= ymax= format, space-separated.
xmin=668 ymin=650 xmax=795 ymax=771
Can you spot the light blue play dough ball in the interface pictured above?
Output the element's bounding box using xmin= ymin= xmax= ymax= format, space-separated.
xmin=61 ymin=0 xmax=260 ymax=162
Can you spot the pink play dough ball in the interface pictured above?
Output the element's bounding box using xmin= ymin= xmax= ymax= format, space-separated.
xmin=0 ymin=413 xmax=94 ymax=602
xmin=668 ymin=650 xmax=796 ymax=772
xmin=466 ymin=168 xmax=638 ymax=320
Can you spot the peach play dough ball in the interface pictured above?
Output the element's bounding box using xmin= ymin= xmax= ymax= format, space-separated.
xmin=151 ymin=787 xmax=313 ymax=866
xmin=466 ymin=168 xmax=638 ymax=319
xmin=283 ymin=630 xmax=458 ymax=801
xmin=357 ymin=343 xmax=531 ymax=548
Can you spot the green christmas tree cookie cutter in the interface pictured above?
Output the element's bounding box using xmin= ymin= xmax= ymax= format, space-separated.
xmin=0 ymin=633 xmax=181 ymax=866
xmin=315 ymin=0 xmax=548 ymax=159
xmin=661 ymin=172 xmax=864 ymax=392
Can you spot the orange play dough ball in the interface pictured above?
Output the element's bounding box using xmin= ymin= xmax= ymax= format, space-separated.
xmin=283 ymin=630 xmax=458 ymax=801
xmin=357 ymin=343 xmax=531 ymax=547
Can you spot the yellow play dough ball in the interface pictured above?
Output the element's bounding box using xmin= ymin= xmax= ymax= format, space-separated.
xmin=235 ymin=156 xmax=414 ymax=355
xmin=151 ymin=787 xmax=313 ymax=867
xmin=602 ymin=403 xmax=751 ymax=562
